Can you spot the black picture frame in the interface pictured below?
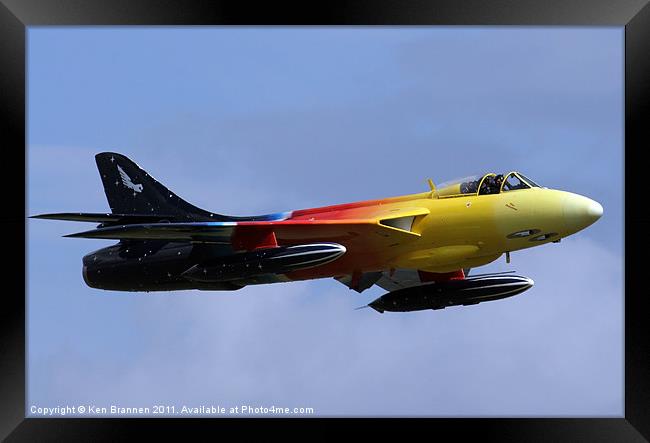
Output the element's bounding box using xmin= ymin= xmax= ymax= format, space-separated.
xmin=2 ymin=0 xmax=648 ymax=440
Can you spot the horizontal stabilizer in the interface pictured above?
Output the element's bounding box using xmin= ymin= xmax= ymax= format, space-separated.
xmin=65 ymin=222 xmax=236 ymax=243
xmin=30 ymin=212 xmax=177 ymax=224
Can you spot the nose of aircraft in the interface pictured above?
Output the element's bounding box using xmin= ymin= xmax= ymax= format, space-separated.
xmin=562 ymin=193 xmax=603 ymax=233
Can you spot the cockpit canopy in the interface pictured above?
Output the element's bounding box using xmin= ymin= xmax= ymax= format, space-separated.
xmin=436 ymin=172 xmax=540 ymax=197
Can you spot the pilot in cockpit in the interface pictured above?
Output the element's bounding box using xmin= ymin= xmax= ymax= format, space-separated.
xmin=495 ymin=174 xmax=504 ymax=191
xmin=479 ymin=175 xmax=496 ymax=195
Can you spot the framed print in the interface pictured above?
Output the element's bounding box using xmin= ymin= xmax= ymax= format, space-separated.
xmin=2 ymin=0 xmax=648 ymax=440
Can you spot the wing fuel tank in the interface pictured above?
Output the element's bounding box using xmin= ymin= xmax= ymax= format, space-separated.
xmin=181 ymin=243 xmax=346 ymax=283
xmin=368 ymin=275 xmax=534 ymax=313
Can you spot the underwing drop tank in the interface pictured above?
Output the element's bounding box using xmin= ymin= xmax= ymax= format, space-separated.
xmin=181 ymin=243 xmax=346 ymax=283
xmin=368 ymin=274 xmax=534 ymax=313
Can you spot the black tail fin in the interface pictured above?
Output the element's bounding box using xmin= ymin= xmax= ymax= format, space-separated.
xmin=95 ymin=152 xmax=217 ymax=221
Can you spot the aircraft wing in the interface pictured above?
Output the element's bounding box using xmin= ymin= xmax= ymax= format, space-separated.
xmin=336 ymin=267 xmax=468 ymax=293
xmin=336 ymin=268 xmax=430 ymax=293
xmin=62 ymin=218 xmax=422 ymax=248
xmin=374 ymin=269 xmax=425 ymax=291
xmin=376 ymin=268 xmax=467 ymax=290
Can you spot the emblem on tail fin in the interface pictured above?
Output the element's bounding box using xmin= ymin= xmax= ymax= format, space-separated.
xmin=117 ymin=164 xmax=143 ymax=193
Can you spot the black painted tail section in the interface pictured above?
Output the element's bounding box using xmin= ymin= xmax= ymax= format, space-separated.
xmin=95 ymin=152 xmax=219 ymax=221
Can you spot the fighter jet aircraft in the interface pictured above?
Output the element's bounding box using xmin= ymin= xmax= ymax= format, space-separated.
xmin=31 ymin=152 xmax=603 ymax=313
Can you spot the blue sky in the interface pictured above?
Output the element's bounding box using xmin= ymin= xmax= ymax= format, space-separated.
xmin=27 ymin=27 xmax=623 ymax=416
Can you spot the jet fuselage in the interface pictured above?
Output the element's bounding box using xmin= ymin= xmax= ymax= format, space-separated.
xmin=81 ymin=184 xmax=602 ymax=291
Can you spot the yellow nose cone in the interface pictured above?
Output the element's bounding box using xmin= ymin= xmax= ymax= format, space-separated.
xmin=563 ymin=193 xmax=603 ymax=233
